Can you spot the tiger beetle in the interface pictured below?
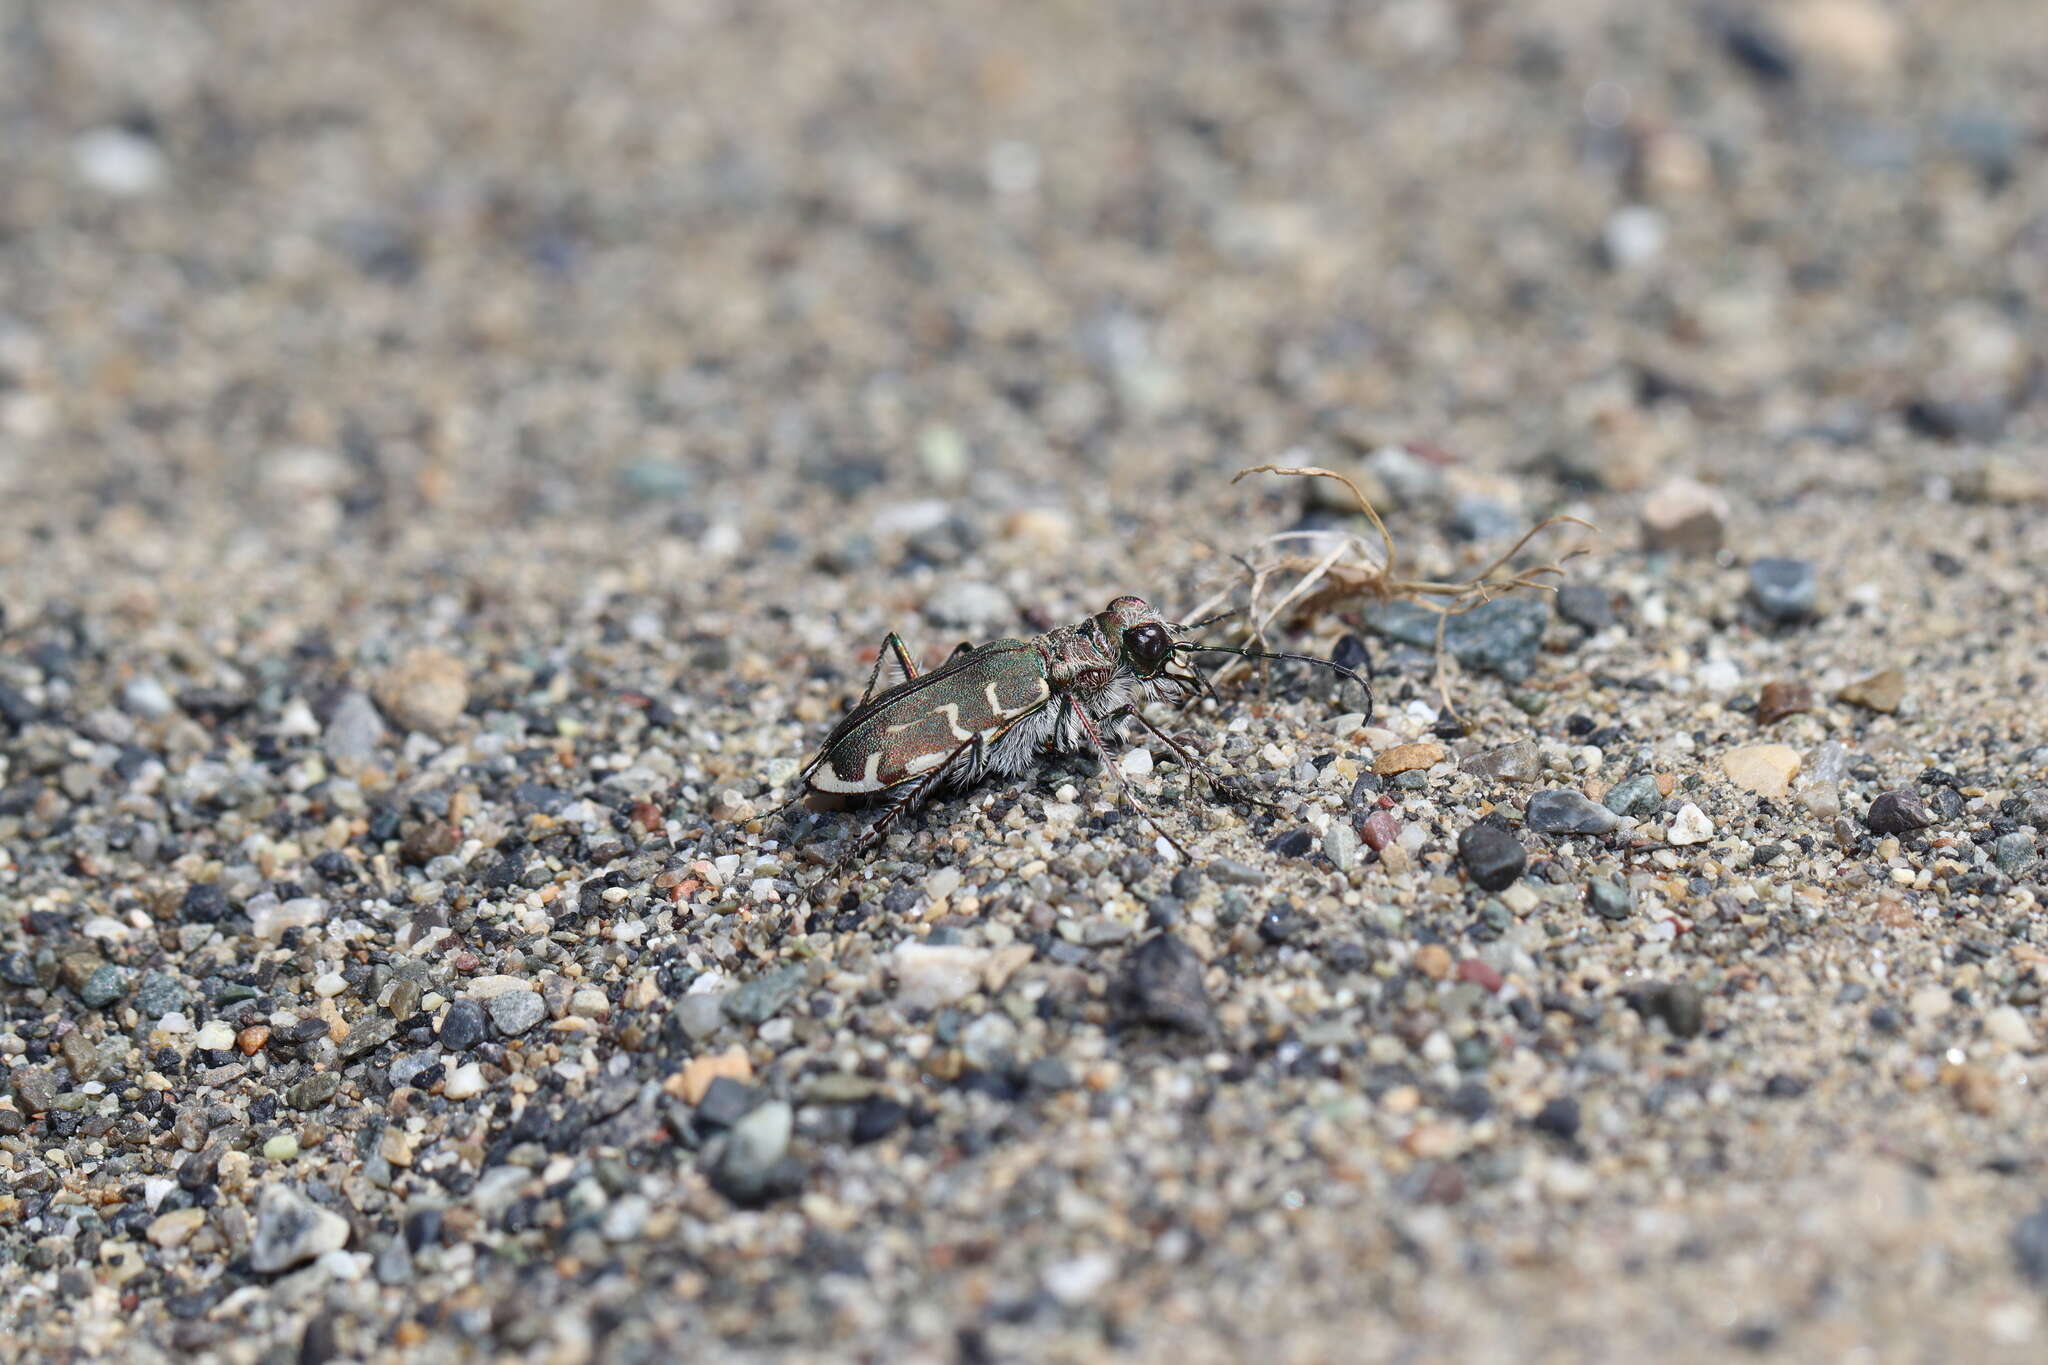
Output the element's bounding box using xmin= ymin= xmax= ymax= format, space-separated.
xmin=772 ymin=595 xmax=1372 ymax=892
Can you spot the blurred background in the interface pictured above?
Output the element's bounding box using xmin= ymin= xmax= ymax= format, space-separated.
xmin=3 ymin=0 xmax=2040 ymax=641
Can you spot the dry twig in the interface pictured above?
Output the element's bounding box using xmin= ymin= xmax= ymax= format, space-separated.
xmin=1183 ymin=464 xmax=1593 ymax=718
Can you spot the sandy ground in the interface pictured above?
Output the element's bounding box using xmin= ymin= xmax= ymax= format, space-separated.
xmin=2 ymin=1 xmax=2047 ymax=1361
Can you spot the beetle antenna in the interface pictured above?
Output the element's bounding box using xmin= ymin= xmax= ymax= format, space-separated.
xmin=1173 ymin=642 xmax=1372 ymax=719
xmin=1177 ymin=608 xmax=1238 ymax=632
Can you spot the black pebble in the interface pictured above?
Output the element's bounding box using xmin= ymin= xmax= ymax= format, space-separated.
xmin=851 ymin=1096 xmax=908 ymax=1146
xmin=1532 ymin=1096 xmax=1581 ymax=1140
xmin=2013 ymin=1202 xmax=2048 ymax=1285
xmin=1258 ymin=905 xmax=1300 ymax=945
xmin=438 ymin=999 xmax=487 ymax=1052
xmin=1629 ymin=982 xmax=1706 ymax=1039
xmin=1449 ymin=1082 xmax=1492 ymax=1121
xmin=1332 ymin=633 xmax=1372 ymax=676
xmin=693 ymin=1077 xmax=756 ymax=1130
xmin=1266 ymin=829 xmax=1314 ymax=858
xmin=1865 ymin=789 xmax=1935 ymax=835
xmin=299 ymin=1314 xmax=339 ymax=1365
xmin=1118 ymin=933 xmax=1216 ymax=1035
xmin=405 ymin=1206 xmax=444 ymax=1250
xmin=1556 ymin=584 xmax=1617 ymax=632
xmin=1457 ymin=822 xmax=1526 ymax=892
xmin=181 ymin=883 xmax=231 ymax=924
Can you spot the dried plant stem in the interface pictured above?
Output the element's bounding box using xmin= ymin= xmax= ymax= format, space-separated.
xmin=1194 ymin=464 xmax=1593 ymax=719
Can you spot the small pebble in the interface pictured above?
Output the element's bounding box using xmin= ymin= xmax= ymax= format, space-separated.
xmin=1754 ymin=681 xmax=1814 ymax=725
xmin=1322 ymin=822 xmax=1360 ymax=872
xmin=1747 ymin=558 xmax=1818 ymax=622
xmin=1837 ymin=669 xmax=1905 ymax=714
xmin=1864 ymin=789 xmax=1934 ymax=835
xmin=1457 ymin=823 xmax=1526 ymax=891
xmin=1358 ymin=811 xmax=1401 ymax=851
xmin=374 ymin=647 xmax=470 ymax=735
xmin=443 ymin=1063 xmax=486 ymax=1100
xmin=1462 ymin=740 xmax=1541 ymax=784
xmin=1719 ymin=744 xmax=1802 ymax=798
xmin=250 ymin=1183 xmax=350 ymax=1273
xmin=1586 ymin=878 xmax=1634 ymax=921
xmin=711 ymin=1100 xmax=797 ymax=1207
xmin=439 ymin=1000 xmax=488 ymax=1051
xmin=1524 ymin=789 xmax=1621 ymax=835
xmin=1992 ymin=832 xmax=2036 ymax=878
xmin=1119 ymin=934 xmax=1215 ymax=1034
xmin=1667 ymin=804 xmax=1715 ymax=845
xmin=1207 ymin=858 xmax=1266 ymax=887
xmin=1603 ymin=774 xmax=1664 ymax=818
xmin=488 ymin=989 xmax=547 ymax=1037
xmin=1640 ymin=478 xmax=1728 ymax=555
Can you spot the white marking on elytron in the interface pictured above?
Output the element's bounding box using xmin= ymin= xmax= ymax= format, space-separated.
xmin=985 ymin=676 xmax=1051 ymax=719
xmin=901 ymin=751 xmax=948 ymax=776
xmin=810 ymin=749 xmax=885 ymax=794
xmin=882 ymin=701 xmax=976 ymax=740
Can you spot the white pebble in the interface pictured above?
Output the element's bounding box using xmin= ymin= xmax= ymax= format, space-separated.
xmin=316 ymin=1249 xmax=366 ymax=1281
xmin=73 ymin=128 xmax=167 ymax=195
xmin=1603 ymin=205 xmax=1666 ymax=269
xmin=313 ymin=973 xmax=348 ymax=998
xmin=1118 ymin=747 xmax=1154 ymax=778
xmin=443 ymin=1063 xmax=487 ymax=1099
xmin=1043 ymin=1252 xmax=1118 ymax=1306
xmin=1985 ymin=1006 xmax=2034 ymax=1049
xmin=193 ymin=1021 xmax=236 ymax=1050
xmin=1667 ymin=803 xmax=1714 ymax=845
xmin=890 ymin=941 xmax=992 ymax=1011
xmin=1909 ymin=984 xmax=1953 ymax=1022
xmin=1694 ymin=658 xmax=1742 ymax=694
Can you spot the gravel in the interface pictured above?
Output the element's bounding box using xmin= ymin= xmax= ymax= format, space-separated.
xmin=4 ymin=3 xmax=2046 ymax=1361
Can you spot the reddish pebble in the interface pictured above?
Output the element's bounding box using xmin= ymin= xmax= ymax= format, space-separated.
xmin=452 ymin=952 xmax=480 ymax=973
xmin=1377 ymin=794 xmax=1396 ymax=810
xmin=1358 ymin=812 xmax=1401 ymax=851
xmin=1456 ymin=959 xmax=1504 ymax=993
xmin=630 ymin=801 xmax=664 ymax=832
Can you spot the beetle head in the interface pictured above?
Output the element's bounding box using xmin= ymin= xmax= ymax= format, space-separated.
xmin=1093 ymin=595 xmax=1176 ymax=678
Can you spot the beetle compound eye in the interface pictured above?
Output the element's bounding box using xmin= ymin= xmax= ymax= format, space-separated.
xmin=1126 ymin=623 xmax=1171 ymax=673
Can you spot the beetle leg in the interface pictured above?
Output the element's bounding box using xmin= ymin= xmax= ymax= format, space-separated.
xmin=808 ymin=731 xmax=986 ymax=900
xmin=862 ymin=631 xmax=922 ymax=702
xmin=1067 ymin=698 xmax=1193 ymax=862
xmin=1116 ymin=706 xmax=1280 ymax=813
xmin=775 ymin=631 xmax=924 ymax=828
